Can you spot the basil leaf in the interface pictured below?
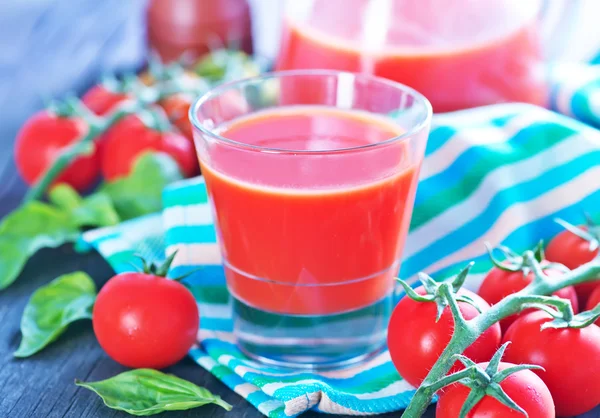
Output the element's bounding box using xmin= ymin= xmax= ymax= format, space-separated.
xmin=0 ymin=185 xmax=120 ymax=291
xmin=0 ymin=202 xmax=79 ymax=290
xmin=100 ymin=153 xmax=183 ymax=221
xmin=14 ymin=272 xmax=96 ymax=357
xmin=72 ymin=192 xmax=121 ymax=227
xmin=75 ymin=369 xmax=232 ymax=416
xmin=48 ymin=183 xmax=84 ymax=212
xmin=49 ymin=184 xmax=120 ymax=228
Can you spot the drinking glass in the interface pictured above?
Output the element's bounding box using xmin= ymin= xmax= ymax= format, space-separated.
xmin=190 ymin=70 xmax=431 ymax=369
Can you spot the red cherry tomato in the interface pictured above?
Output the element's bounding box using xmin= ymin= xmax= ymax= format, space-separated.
xmin=82 ymin=84 xmax=131 ymax=159
xmin=160 ymin=94 xmax=194 ymax=141
xmin=14 ymin=111 xmax=99 ymax=192
xmin=101 ymin=115 xmax=198 ymax=181
xmin=478 ymin=265 xmax=578 ymax=332
xmin=82 ymin=84 xmax=129 ymax=116
xmin=93 ymin=272 xmax=199 ymax=369
xmin=503 ymin=311 xmax=600 ymax=416
xmin=436 ymin=362 xmax=554 ymax=418
xmin=586 ymin=286 xmax=600 ymax=325
xmin=388 ymin=287 xmax=501 ymax=387
xmin=546 ymin=226 xmax=600 ymax=305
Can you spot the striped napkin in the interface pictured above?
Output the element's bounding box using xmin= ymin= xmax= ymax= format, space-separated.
xmin=550 ymin=63 xmax=600 ymax=128
xmin=80 ymin=71 xmax=600 ymax=417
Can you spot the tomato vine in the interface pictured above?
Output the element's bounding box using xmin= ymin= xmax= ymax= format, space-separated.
xmin=400 ymin=250 xmax=600 ymax=417
xmin=23 ymin=69 xmax=207 ymax=202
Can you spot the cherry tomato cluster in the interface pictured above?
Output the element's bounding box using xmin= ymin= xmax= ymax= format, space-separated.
xmin=388 ymin=220 xmax=600 ymax=417
xmin=14 ymin=73 xmax=200 ymax=193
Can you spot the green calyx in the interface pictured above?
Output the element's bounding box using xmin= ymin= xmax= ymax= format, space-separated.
xmin=99 ymin=72 xmax=153 ymax=101
xmin=485 ymin=241 xmax=567 ymax=276
xmin=450 ymin=343 xmax=543 ymax=418
xmin=555 ymin=215 xmax=599 ymax=252
xmin=131 ymin=250 xmax=200 ymax=283
xmin=135 ymin=106 xmax=173 ymax=133
xmin=132 ymin=251 xmax=178 ymax=278
xmin=47 ymin=96 xmax=99 ymax=124
xmin=397 ymin=262 xmax=481 ymax=321
xmin=99 ymin=73 xmax=130 ymax=94
xmin=147 ymin=54 xmax=208 ymax=97
xmin=148 ymin=53 xmax=188 ymax=83
xmin=537 ymin=301 xmax=600 ymax=330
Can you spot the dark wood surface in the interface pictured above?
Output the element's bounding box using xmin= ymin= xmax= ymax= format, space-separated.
xmin=0 ymin=174 xmax=435 ymax=418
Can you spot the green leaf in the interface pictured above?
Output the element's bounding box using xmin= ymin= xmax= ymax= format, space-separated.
xmin=14 ymin=272 xmax=96 ymax=357
xmin=48 ymin=183 xmax=84 ymax=212
xmin=0 ymin=202 xmax=79 ymax=290
xmin=0 ymin=186 xmax=120 ymax=291
xmin=100 ymin=153 xmax=183 ymax=221
xmin=195 ymin=49 xmax=259 ymax=83
xmin=50 ymin=185 xmax=120 ymax=228
xmin=72 ymin=192 xmax=121 ymax=227
xmin=75 ymin=369 xmax=232 ymax=416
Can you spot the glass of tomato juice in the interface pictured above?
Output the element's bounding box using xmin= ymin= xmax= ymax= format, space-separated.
xmin=190 ymin=71 xmax=431 ymax=369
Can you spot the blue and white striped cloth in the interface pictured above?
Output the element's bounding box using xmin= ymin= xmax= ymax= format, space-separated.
xmin=80 ymin=68 xmax=600 ymax=416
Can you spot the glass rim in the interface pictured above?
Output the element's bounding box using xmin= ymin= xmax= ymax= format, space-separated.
xmin=189 ymin=69 xmax=433 ymax=154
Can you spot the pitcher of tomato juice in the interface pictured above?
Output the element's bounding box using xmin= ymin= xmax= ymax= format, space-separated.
xmin=276 ymin=0 xmax=567 ymax=112
xmin=190 ymin=71 xmax=431 ymax=369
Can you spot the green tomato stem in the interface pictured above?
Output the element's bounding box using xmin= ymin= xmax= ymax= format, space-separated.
xmin=439 ymin=282 xmax=467 ymax=327
xmin=422 ymin=367 xmax=481 ymax=394
xmin=23 ymin=103 xmax=133 ymax=203
xmin=401 ymin=254 xmax=600 ymax=417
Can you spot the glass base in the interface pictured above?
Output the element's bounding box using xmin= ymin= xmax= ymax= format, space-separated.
xmin=232 ymin=293 xmax=393 ymax=370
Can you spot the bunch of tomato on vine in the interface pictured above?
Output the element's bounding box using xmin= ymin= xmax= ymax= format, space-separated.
xmin=388 ymin=217 xmax=600 ymax=417
xmin=14 ymin=66 xmax=203 ymax=193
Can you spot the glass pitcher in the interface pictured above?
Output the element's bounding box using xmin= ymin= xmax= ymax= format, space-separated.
xmin=275 ymin=0 xmax=577 ymax=113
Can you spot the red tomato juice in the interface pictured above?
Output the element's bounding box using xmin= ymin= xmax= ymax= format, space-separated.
xmin=200 ymin=106 xmax=422 ymax=315
xmin=276 ymin=0 xmax=547 ymax=112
